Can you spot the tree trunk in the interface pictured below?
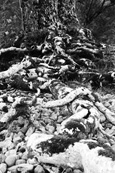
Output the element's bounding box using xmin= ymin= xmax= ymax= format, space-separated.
xmin=22 ymin=0 xmax=80 ymax=33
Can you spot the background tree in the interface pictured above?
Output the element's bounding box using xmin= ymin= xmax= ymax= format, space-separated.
xmin=0 ymin=0 xmax=22 ymax=47
xmin=76 ymin=0 xmax=115 ymax=25
xmin=76 ymin=0 xmax=115 ymax=43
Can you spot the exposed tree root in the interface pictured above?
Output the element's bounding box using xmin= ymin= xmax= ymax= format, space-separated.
xmin=0 ymin=57 xmax=32 ymax=79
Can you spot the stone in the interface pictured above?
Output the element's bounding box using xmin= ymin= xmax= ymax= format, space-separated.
xmin=5 ymin=155 xmax=16 ymax=167
xmin=34 ymin=165 xmax=45 ymax=173
xmin=39 ymin=126 xmax=46 ymax=133
xmin=8 ymin=164 xmax=34 ymax=173
xmin=13 ymin=134 xmax=22 ymax=145
xmin=57 ymin=116 xmax=63 ymax=123
xmin=111 ymin=144 xmax=115 ymax=152
xmin=18 ymin=132 xmax=25 ymax=139
xmin=21 ymin=125 xmax=28 ymax=134
xmin=50 ymin=113 xmax=58 ymax=121
xmin=43 ymin=117 xmax=50 ymax=124
xmin=21 ymin=151 xmax=28 ymax=161
xmin=73 ymin=169 xmax=83 ymax=173
xmin=46 ymin=124 xmax=55 ymax=133
xmin=55 ymin=123 xmax=61 ymax=134
xmin=0 ymin=138 xmax=12 ymax=150
xmin=0 ymin=103 xmax=7 ymax=110
xmin=0 ymin=154 xmax=6 ymax=164
xmin=26 ymin=126 xmax=35 ymax=137
xmin=27 ymin=158 xmax=37 ymax=165
xmin=8 ymin=142 xmax=15 ymax=150
xmin=17 ymin=152 xmax=23 ymax=159
xmin=33 ymin=110 xmax=41 ymax=119
xmin=7 ymin=96 xmax=14 ymax=103
xmin=65 ymin=168 xmax=73 ymax=173
xmin=5 ymin=149 xmax=17 ymax=157
xmin=0 ymin=163 xmax=7 ymax=173
xmin=16 ymin=159 xmax=26 ymax=165
xmin=0 ymin=98 xmax=3 ymax=102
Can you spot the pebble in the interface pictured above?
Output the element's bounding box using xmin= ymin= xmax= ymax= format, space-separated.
xmin=8 ymin=164 xmax=34 ymax=172
xmin=0 ymin=103 xmax=7 ymax=110
xmin=97 ymin=136 xmax=107 ymax=144
xmin=27 ymin=158 xmax=37 ymax=165
xmin=33 ymin=120 xmax=41 ymax=128
xmin=5 ymin=155 xmax=16 ymax=167
xmin=16 ymin=159 xmax=26 ymax=165
xmin=73 ymin=169 xmax=83 ymax=173
xmin=111 ymin=144 xmax=115 ymax=151
xmin=7 ymin=96 xmax=14 ymax=103
xmin=26 ymin=126 xmax=35 ymax=137
xmin=50 ymin=113 xmax=58 ymax=121
xmin=33 ymin=111 xmax=41 ymax=119
xmin=42 ymin=110 xmax=51 ymax=117
xmin=5 ymin=149 xmax=16 ymax=157
xmin=38 ymin=126 xmax=46 ymax=133
xmin=0 ymin=154 xmax=6 ymax=164
xmin=0 ymin=98 xmax=3 ymax=102
xmin=21 ymin=151 xmax=28 ymax=161
xmin=43 ymin=117 xmax=50 ymax=124
xmin=13 ymin=135 xmax=22 ymax=145
xmin=18 ymin=131 xmax=25 ymax=139
xmin=8 ymin=142 xmax=15 ymax=151
xmin=65 ymin=168 xmax=73 ymax=173
xmin=57 ymin=116 xmax=63 ymax=123
xmin=56 ymin=123 xmax=61 ymax=134
xmin=17 ymin=152 xmax=23 ymax=159
xmin=105 ymin=123 xmax=112 ymax=128
xmin=21 ymin=125 xmax=28 ymax=134
xmin=0 ymin=163 xmax=7 ymax=173
xmin=18 ymin=116 xmax=25 ymax=125
xmin=34 ymin=165 xmax=45 ymax=173
xmin=46 ymin=124 xmax=55 ymax=133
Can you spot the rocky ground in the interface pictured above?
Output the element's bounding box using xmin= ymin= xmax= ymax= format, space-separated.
xmin=0 ymin=23 xmax=115 ymax=173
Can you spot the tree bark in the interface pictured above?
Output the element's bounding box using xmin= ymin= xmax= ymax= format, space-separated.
xmin=22 ymin=0 xmax=80 ymax=33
